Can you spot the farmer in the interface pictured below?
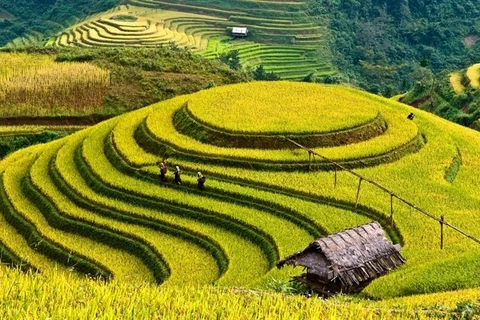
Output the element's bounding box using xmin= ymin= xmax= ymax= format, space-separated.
xmin=174 ymin=166 xmax=182 ymax=185
xmin=157 ymin=160 xmax=167 ymax=182
xmin=197 ymin=172 xmax=206 ymax=190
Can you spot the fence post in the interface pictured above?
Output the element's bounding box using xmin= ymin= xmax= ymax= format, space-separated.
xmin=334 ymin=165 xmax=337 ymax=188
xmin=440 ymin=215 xmax=444 ymax=249
xmin=389 ymin=193 xmax=394 ymax=226
xmin=308 ymin=150 xmax=312 ymax=171
xmin=355 ymin=178 xmax=363 ymax=210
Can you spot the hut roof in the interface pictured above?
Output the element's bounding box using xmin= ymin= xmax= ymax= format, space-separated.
xmin=277 ymin=222 xmax=405 ymax=287
xmin=232 ymin=27 xmax=248 ymax=35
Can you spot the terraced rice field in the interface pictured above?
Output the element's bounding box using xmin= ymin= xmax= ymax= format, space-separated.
xmin=449 ymin=63 xmax=480 ymax=93
xmin=449 ymin=72 xmax=464 ymax=94
xmin=1 ymin=82 xmax=479 ymax=300
xmin=48 ymin=3 xmax=334 ymax=80
xmin=466 ymin=63 xmax=480 ymax=89
xmin=52 ymin=5 xmax=227 ymax=50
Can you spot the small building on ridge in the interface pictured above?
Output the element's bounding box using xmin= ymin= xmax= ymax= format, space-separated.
xmin=231 ymin=27 xmax=248 ymax=38
xmin=276 ymin=221 xmax=405 ymax=296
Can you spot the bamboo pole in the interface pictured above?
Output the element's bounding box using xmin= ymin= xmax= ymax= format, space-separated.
xmin=390 ymin=193 xmax=394 ymax=226
xmin=334 ymin=165 xmax=337 ymax=188
xmin=308 ymin=150 xmax=312 ymax=171
xmin=355 ymin=178 xmax=362 ymax=210
xmin=440 ymin=215 xmax=444 ymax=250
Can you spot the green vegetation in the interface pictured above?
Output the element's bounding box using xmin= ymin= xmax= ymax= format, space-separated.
xmin=37 ymin=4 xmax=333 ymax=81
xmin=401 ymin=63 xmax=480 ymax=131
xmin=0 ymin=131 xmax=67 ymax=158
xmin=312 ymin=0 xmax=480 ymax=95
xmin=0 ymin=0 xmax=121 ymax=47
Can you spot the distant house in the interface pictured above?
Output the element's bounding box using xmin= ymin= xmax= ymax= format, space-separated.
xmin=276 ymin=222 xmax=405 ymax=296
xmin=231 ymin=27 xmax=248 ymax=38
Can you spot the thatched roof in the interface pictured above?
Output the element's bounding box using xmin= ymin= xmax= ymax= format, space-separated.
xmin=277 ymin=222 xmax=405 ymax=288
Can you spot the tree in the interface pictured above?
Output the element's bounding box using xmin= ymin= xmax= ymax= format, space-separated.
xmin=219 ymin=50 xmax=241 ymax=70
xmin=253 ymin=65 xmax=280 ymax=81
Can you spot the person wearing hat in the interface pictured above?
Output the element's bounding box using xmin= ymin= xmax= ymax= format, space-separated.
xmin=174 ymin=166 xmax=182 ymax=185
xmin=157 ymin=160 xmax=167 ymax=182
xmin=197 ymin=172 xmax=206 ymax=190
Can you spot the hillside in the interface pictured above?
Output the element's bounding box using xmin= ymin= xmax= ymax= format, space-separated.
xmin=0 ymin=0 xmax=120 ymax=46
xmin=2 ymin=2 xmax=335 ymax=81
xmin=314 ymin=0 xmax=480 ymax=95
xmin=47 ymin=3 xmax=333 ymax=81
xmin=0 ymin=48 xmax=249 ymax=116
xmin=400 ymin=63 xmax=480 ymax=131
xmin=1 ymin=267 xmax=479 ymax=319
xmin=0 ymin=82 xmax=479 ymax=304
xmin=3 ymin=0 xmax=480 ymax=91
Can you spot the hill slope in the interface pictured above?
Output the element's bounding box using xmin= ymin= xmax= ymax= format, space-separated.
xmin=0 ymin=81 xmax=479 ymax=300
xmin=400 ymin=63 xmax=480 ymax=131
xmin=3 ymin=0 xmax=480 ymax=92
xmin=0 ymin=48 xmax=250 ymax=116
xmin=42 ymin=3 xmax=334 ymax=81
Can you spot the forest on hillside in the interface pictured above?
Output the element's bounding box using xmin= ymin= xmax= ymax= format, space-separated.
xmin=309 ymin=0 xmax=480 ymax=95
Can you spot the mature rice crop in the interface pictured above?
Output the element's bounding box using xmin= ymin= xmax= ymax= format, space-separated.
xmin=1 ymin=81 xmax=480 ymax=316
xmin=466 ymin=63 xmax=480 ymax=88
xmin=0 ymin=53 xmax=110 ymax=116
xmin=144 ymin=82 xmax=419 ymax=164
xmin=186 ymin=82 xmax=379 ymax=133
xmin=0 ymin=266 xmax=458 ymax=319
xmin=449 ymin=72 xmax=464 ymax=93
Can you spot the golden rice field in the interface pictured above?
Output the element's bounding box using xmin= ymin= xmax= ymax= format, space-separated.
xmin=186 ymin=82 xmax=379 ymax=133
xmin=1 ymin=266 xmax=476 ymax=319
xmin=0 ymin=53 xmax=110 ymax=116
xmin=449 ymin=72 xmax=464 ymax=94
xmin=1 ymin=81 xmax=480 ymax=317
xmin=466 ymin=63 xmax=480 ymax=89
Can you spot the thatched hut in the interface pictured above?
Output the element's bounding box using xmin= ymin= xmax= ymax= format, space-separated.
xmin=276 ymin=222 xmax=405 ymax=296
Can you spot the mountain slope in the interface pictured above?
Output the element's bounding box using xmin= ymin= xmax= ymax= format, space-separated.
xmin=1 ymin=81 xmax=480 ymax=300
xmin=400 ymin=63 xmax=480 ymax=131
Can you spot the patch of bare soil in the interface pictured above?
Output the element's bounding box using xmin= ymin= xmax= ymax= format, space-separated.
xmin=410 ymin=95 xmax=431 ymax=108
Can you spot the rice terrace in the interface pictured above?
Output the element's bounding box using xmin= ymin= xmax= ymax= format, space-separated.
xmin=19 ymin=2 xmax=335 ymax=81
xmin=0 ymin=76 xmax=480 ymax=318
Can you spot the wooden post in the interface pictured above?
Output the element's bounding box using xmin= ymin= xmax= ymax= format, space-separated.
xmin=355 ymin=178 xmax=363 ymax=210
xmin=440 ymin=215 xmax=444 ymax=250
xmin=308 ymin=150 xmax=312 ymax=171
xmin=389 ymin=194 xmax=394 ymax=226
xmin=334 ymin=165 xmax=337 ymax=188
